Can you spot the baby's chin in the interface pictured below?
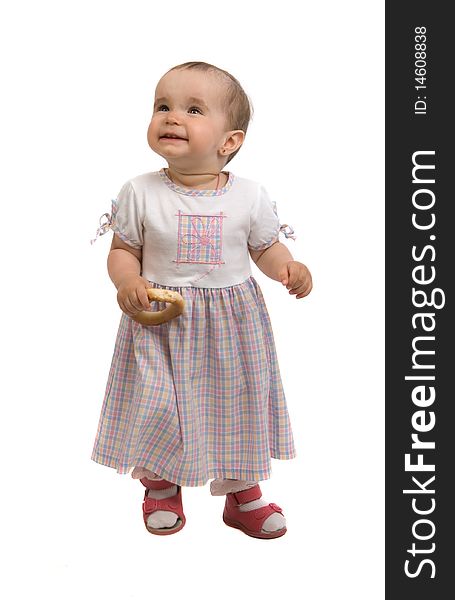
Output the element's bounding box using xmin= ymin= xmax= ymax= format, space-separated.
xmin=147 ymin=142 xmax=176 ymax=161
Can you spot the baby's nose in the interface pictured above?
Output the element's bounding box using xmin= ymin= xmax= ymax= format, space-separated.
xmin=165 ymin=111 xmax=181 ymax=124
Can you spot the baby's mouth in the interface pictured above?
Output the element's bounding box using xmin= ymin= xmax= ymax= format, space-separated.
xmin=160 ymin=134 xmax=188 ymax=141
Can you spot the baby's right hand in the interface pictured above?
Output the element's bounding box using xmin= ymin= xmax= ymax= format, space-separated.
xmin=116 ymin=275 xmax=152 ymax=317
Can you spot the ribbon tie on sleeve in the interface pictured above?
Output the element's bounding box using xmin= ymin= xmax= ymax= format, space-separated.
xmin=90 ymin=211 xmax=113 ymax=245
xmin=279 ymin=223 xmax=296 ymax=241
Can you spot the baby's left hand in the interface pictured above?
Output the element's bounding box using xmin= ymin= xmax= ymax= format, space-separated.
xmin=278 ymin=261 xmax=313 ymax=299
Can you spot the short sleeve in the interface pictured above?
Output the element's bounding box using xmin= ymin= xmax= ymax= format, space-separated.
xmin=110 ymin=181 xmax=144 ymax=249
xmin=247 ymin=185 xmax=281 ymax=251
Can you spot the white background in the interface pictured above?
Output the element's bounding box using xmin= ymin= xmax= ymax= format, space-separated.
xmin=0 ymin=1 xmax=384 ymax=598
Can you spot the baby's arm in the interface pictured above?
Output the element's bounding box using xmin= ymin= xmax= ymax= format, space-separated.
xmin=250 ymin=242 xmax=312 ymax=299
xmin=249 ymin=242 xmax=293 ymax=281
xmin=108 ymin=234 xmax=152 ymax=316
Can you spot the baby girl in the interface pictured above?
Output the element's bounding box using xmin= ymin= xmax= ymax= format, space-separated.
xmin=91 ymin=61 xmax=312 ymax=539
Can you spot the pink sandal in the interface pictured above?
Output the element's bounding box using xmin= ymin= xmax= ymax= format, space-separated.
xmin=140 ymin=477 xmax=186 ymax=536
xmin=223 ymin=484 xmax=287 ymax=539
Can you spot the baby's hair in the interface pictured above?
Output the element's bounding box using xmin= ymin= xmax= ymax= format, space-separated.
xmin=166 ymin=61 xmax=253 ymax=164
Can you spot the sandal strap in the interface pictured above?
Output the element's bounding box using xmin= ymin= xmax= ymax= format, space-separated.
xmin=224 ymin=495 xmax=284 ymax=534
xmin=247 ymin=502 xmax=284 ymax=527
xmin=232 ymin=484 xmax=262 ymax=505
xmin=142 ymin=488 xmax=185 ymax=520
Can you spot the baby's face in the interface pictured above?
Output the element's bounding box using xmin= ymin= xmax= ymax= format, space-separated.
xmin=147 ymin=69 xmax=230 ymax=170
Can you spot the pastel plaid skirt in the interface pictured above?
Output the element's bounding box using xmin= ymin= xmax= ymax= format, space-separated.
xmin=91 ymin=276 xmax=296 ymax=486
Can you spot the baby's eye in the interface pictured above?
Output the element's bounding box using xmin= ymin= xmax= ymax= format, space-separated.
xmin=188 ymin=106 xmax=202 ymax=114
xmin=156 ymin=104 xmax=169 ymax=112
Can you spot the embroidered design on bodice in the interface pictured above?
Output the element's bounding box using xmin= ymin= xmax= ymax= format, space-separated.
xmin=174 ymin=210 xmax=226 ymax=266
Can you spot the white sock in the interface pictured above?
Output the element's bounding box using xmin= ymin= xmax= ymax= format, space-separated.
xmin=146 ymin=485 xmax=179 ymax=529
xmin=237 ymin=493 xmax=286 ymax=533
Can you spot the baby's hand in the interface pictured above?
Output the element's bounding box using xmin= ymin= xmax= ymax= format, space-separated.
xmin=117 ymin=275 xmax=152 ymax=317
xmin=278 ymin=261 xmax=313 ymax=300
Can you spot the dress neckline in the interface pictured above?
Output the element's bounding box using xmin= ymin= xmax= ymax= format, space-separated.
xmin=159 ymin=168 xmax=234 ymax=197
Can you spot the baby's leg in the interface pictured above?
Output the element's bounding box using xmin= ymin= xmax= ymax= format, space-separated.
xmin=211 ymin=478 xmax=286 ymax=533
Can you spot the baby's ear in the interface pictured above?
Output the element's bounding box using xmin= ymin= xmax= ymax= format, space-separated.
xmin=221 ymin=130 xmax=245 ymax=156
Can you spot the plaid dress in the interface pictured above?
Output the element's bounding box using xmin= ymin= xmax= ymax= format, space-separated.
xmin=91 ymin=170 xmax=296 ymax=486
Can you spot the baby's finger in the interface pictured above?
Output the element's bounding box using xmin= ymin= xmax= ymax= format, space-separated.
xmin=123 ymin=296 xmax=138 ymax=315
xmin=295 ymin=282 xmax=313 ymax=298
xmin=288 ymin=286 xmax=301 ymax=295
xmin=288 ymin=278 xmax=304 ymax=293
xmin=130 ymin=290 xmax=148 ymax=312
xmin=296 ymin=290 xmax=311 ymax=299
xmin=137 ymin=287 xmax=152 ymax=311
xmin=288 ymin=281 xmax=307 ymax=295
xmin=286 ymin=264 xmax=299 ymax=289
